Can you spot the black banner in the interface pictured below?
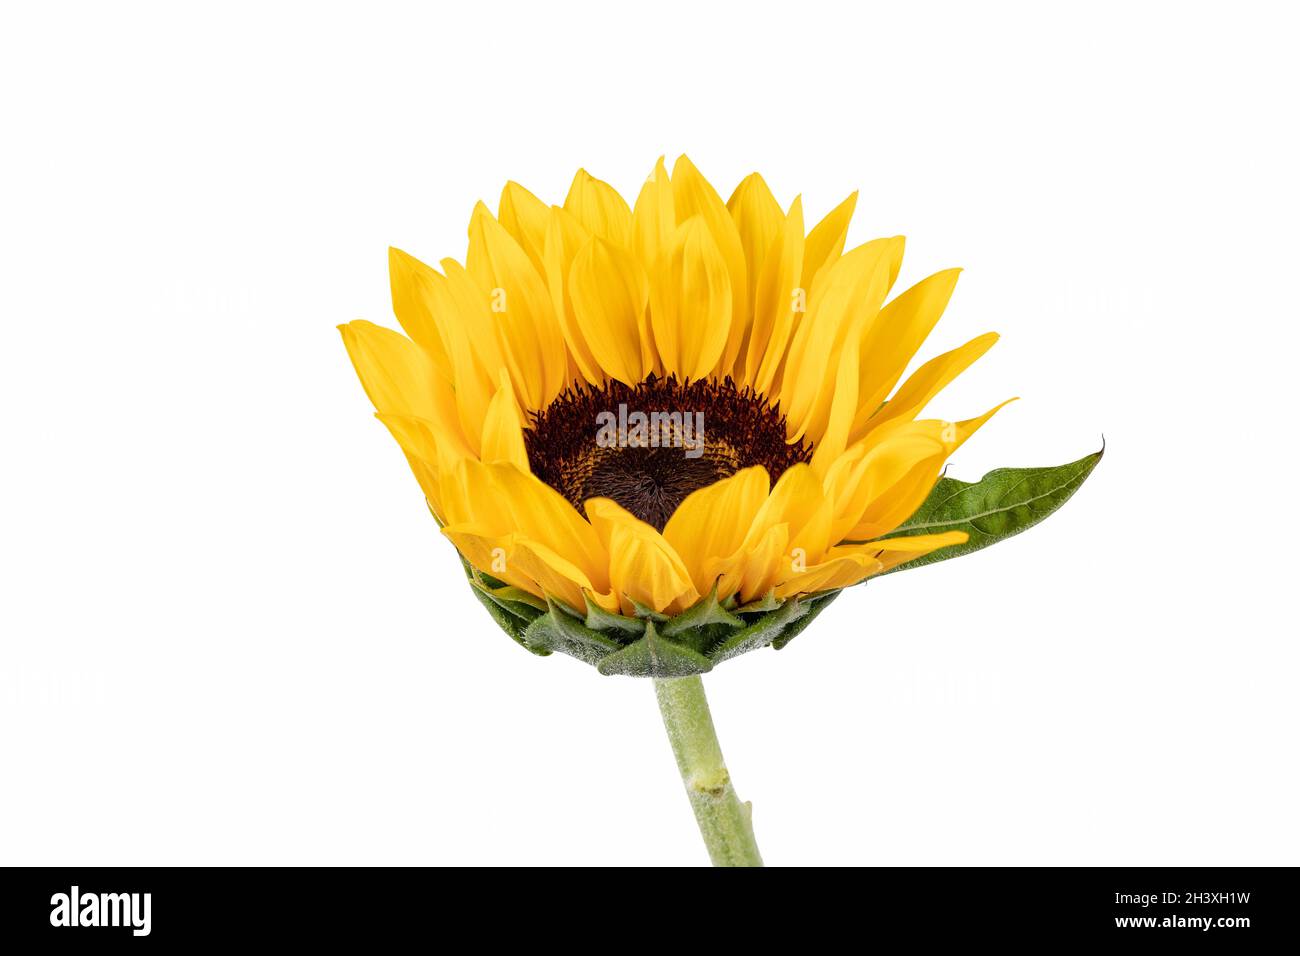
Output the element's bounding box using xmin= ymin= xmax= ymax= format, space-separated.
xmin=1 ymin=867 xmax=1294 ymax=944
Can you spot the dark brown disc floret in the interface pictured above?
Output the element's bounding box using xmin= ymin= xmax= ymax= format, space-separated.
xmin=524 ymin=375 xmax=812 ymax=531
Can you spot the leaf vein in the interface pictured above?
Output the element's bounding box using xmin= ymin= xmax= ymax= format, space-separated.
xmin=899 ymin=472 xmax=1086 ymax=532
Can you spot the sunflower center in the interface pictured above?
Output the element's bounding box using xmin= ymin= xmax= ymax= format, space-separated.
xmin=524 ymin=375 xmax=812 ymax=531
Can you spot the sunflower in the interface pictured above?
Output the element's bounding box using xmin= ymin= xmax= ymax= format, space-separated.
xmin=340 ymin=155 xmax=1099 ymax=866
xmin=340 ymin=155 xmax=1010 ymax=666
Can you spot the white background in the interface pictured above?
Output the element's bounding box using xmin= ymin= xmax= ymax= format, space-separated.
xmin=2 ymin=1 xmax=1297 ymax=866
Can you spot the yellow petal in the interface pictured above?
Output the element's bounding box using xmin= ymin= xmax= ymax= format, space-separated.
xmin=842 ymin=400 xmax=1013 ymax=541
xmin=513 ymin=537 xmax=619 ymax=613
xmin=781 ymin=237 xmax=903 ymax=443
xmin=568 ymin=237 xmax=650 ymax=386
xmin=809 ymin=306 xmax=873 ymax=477
xmin=916 ymin=398 xmax=1016 ymax=455
xmin=744 ymin=462 xmax=832 ymax=563
xmin=445 ymin=526 xmax=615 ymax=616
xmin=429 ymin=259 xmax=502 ymax=451
xmin=585 ymin=498 xmax=699 ymax=615
xmin=466 ymin=201 xmax=568 ymax=409
xmin=774 ymin=552 xmax=881 ymax=598
xmin=826 ymin=428 xmax=948 ymax=543
xmin=748 ymin=196 xmax=805 ymax=393
xmin=821 ymin=443 xmax=873 ymax=542
xmin=774 ymin=531 xmax=969 ymax=596
xmin=800 ymin=191 xmax=857 ymax=293
xmin=852 ymin=268 xmax=963 ymax=422
xmin=402 ymin=455 xmax=444 ymax=518
xmin=442 ymin=460 xmax=609 ymax=590
xmin=377 ymin=405 xmax=473 ymax=479
xmin=338 ymin=320 xmax=439 ymax=420
xmin=629 ymin=156 xmax=675 ymax=275
xmin=375 ymin=413 xmax=455 ymax=519
xmin=727 ymin=172 xmax=784 ymax=337
xmin=564 ymin=169 xmax=632 ymax=246
xmin=663 ymin=466 xmax=770 ymax=596
xmin=479 ymin=368 xmax=529 ymax=470
xmin=829 ymin=531 xmax=969 ymax=573
xmin=540 ymin=205 xmax=604 ymax=386
xmin=436 ymin=258 xmax=505 ymax=374
xmin=441 ymin=526 xmax=543 ymax=599
xmin=735 ymin=522 xmax=790 ymax=604
xmin=855 ymin=331 xmax=999 ymax=442
xmin=387 ymin=248 xmax=453 ymax=383
xmin=705 ymin=465 xmax=836 ymax=604
xmin=610 ymin=525 xmax=700 ymax=615
xmin=627 ymin=158 xmax=674 ymax=379
xmin=486 ymin=465 xmax=610 ymax=588
xmin=582 ymin=495 xmax=633 ymax=550
xmin=670 ymin=155 xmax=749 ymax=374
xmin=648 ymin=217 xmax=733 ymax=380
xmin=498 ymin=181 xmax=550 ymax=276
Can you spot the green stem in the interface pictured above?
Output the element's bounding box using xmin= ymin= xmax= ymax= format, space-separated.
xmin=653 ymin=675 xmax=763 ymax=867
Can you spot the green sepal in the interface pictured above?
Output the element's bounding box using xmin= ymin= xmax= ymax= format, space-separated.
xmin=524 ymin=599 xmax=624 ymax=666
xmin=595 ymin=620 xmax=715 ymax=678
xmin=710 ymin=595 xmax=811 ymax=663
xmin=661 ymin=583 xmax=743 ymax=636
xmin=470 ymin=577 xmax=548 ymax=613
xmin=710 ymin=590 xmax=841 ymax=662
xmin=583 ymin=594 xmax=646 ymax=635
xmin=463 ymin=564 xmax=549 ymax=656
xmin=771 ymin=591 xmax=840 ymax=650
xmin=879 ymin=447 xmax=1103 ymax=573
xmin=733 ymin=590 xmax=782 ymax=614
xmin=461 ymin=556 xmax=856 ymax=674
xmin=628 ymin=598 xmax=670 ymax=622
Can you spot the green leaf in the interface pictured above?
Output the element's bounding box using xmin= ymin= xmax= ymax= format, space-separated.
xmin=880 ymin=447 xmax=1103 ymax=573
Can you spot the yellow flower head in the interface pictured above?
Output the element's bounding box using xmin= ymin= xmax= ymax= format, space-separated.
xmin=341 ymin=156 xmax=1011 ymax=631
